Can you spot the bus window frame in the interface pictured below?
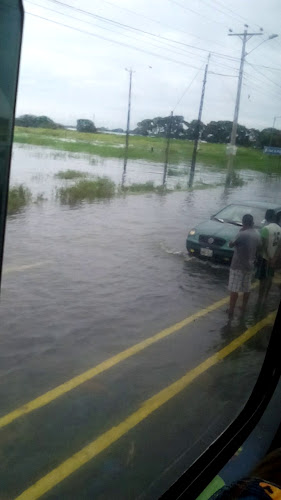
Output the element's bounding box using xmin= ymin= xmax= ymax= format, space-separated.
xmin=1 ymin=3 xmax=281 ymax=500
xmin=0 ymin=0 xmax=24 ymax=286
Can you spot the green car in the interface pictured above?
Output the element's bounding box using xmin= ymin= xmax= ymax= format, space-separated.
xmin=186 ymin=202 xmax=281 ymax=263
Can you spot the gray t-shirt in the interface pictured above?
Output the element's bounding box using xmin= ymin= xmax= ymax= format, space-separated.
xmin=231 ymin=228 xmax=261 ymax=271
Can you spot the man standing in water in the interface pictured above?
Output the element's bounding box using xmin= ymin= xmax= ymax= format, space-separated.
xmin=228 ymin=214 xmax=260 ymax=319
xmin=256 ymin=209 xmax=281 ymax=303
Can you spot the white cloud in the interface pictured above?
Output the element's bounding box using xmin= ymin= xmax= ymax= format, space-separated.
xmin=16 ymin=0 xmax=281 ymax=130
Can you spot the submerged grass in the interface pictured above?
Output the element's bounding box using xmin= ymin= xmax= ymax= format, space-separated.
xmin=57 ymin=177 xmax=115 ymax=204
xmin=7 ymin=179 xmax=226 ymax=214
xmin=8 ymin=184 xmax=32 ymax=214
xmin=55 ymin=169 xmax=89 ymax=180
xmin=122 ymin=181 xmax=156 ymax=193
xmin=14 ymin=126 xmax=281 ymax=173
xmin=168 ymin=167 xmax=188 ymax=176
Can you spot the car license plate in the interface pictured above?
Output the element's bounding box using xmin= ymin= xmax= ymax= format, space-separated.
xmin=200 ymin=247 xmax=213 ymax=257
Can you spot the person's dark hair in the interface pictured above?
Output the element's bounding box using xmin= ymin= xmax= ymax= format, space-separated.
xmin=242 ymin=213 xmax=254 ymax=227
xmin=265 ymin=209 xmax=276 ymax=222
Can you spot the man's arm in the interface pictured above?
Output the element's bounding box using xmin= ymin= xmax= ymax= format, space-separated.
xmin=229 ymin=231 xmax=242 ymax=248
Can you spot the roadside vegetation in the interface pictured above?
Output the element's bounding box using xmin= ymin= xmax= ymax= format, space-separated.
xmin=6 ymin=179 xmax=227 ymax=214
xmin=122 ymin=181 xmax=157 ymax=193
xmin=13 ymin=126 xmax=281 ymax=173
xmin=57 ymin=177 xmax=115 ymax=204
xmin=168 ymin=167 xmax=189 ymax=176
xmin=8 ymin=185 xmax=32 ymax=214
xmin=55 ymin=169 xmax=89 ymax=180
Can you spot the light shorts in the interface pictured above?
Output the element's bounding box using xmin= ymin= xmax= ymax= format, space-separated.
xmin=228 ymin=269 xmax=253 ymax=293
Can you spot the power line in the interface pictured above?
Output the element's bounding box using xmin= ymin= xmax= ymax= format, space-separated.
xmin=173 ymin=66 xmax=204 ymax=112
xmin=244 ymin=70 xmax=281 ymax=96
xmin=244 ymin=73 xmax=281 ymax=96
xmin=210 ymin=58 xmax=240 ymax=72
xmin=168 ymin=0 xmax=227 ymax=27
xmin=198 ymin=0 xmax=245 ymax=24
xmin=246 ymin=62 xmax=281 ymax=91
xmin=27 ymin=0 xmax=214 ymax=64
xmin=254 ymin=63 xmax=281 ymax=72
xmin=27 ymin=0 xmax=280 ymax=74
xmin=211 ymin=0 xmax=250 ymax=25
xmin=100 ymin=0 xmax=228 ymax=50
xmin=243 ymin=76 xmax=281 ymax=102
xmin=203 ymin=0 xmax=279 ymax=53
xmin=214 ymin=0 xmax=273 ymax=36
xmin=26 ymin=11 xmax=206 ymax=71
xmin=26 ymin=0 xmax=208 ymax=63
xmin=43 ymin=0 xmax=239 ymax=61
xmin=209 ymin=71 xmax=237 ymax=77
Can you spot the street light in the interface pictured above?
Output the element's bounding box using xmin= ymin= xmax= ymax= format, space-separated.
xmin=226 ymin=29 xmax=279 ymax=185
xmin=246 ymin=33 xmax=278 ymax=56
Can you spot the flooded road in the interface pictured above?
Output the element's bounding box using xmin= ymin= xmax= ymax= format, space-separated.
xmin=0 ymin=145 xmax=280 ymax=499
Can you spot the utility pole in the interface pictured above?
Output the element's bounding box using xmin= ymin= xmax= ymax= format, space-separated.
xmin=163 ymin=111 xmax=173 ymax=186
xmin=188 ymin=54 xmax=210 ymax=188
xmin=122 ymin=68 xmax=134 ymax=187
xmin=226 ymin=26 xmax=263 ymax=185
xmin=269 ymin=115 xmax=281 ymax=146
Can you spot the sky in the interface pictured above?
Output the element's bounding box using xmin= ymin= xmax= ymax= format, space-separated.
xmin=16 ymin=0 xmax=281 ymax=131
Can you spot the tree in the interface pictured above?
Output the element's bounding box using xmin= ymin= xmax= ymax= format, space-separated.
xmin=186 ymin=119 xmax=205 ymax=140
xmin=201 ymin=121 xmax=256 ymax=147
xmin=259 ymin=128 xmax=281 ymax=148
xmin=77 ymin=119 xmax=97 ymax=133
xmin=167 ymin=115 xmax=189 ymax=139
xmin=135 ymin=119 xmax=154 ymax=136
xmin=134 ymin=115 xmax=188 ymax=138
xmin=247 ymin=128 xmax=261 ymax=147
xmin=202 ymin=121 xmax=232 ymax=143
xmin=15 ymin=114 xmax=63 ymax=129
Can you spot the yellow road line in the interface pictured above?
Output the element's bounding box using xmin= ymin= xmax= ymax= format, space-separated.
xmin=3 ymin=261 xmax=52 ymax=275
xmin=0 ymin=295 xmax=230 ymax=430
xmin=15 ymin=311 xmax=276 ymax=500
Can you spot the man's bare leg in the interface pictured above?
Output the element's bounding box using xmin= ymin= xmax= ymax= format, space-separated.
xmin=264 ymin=277 xmax=273 ymax=301
xmin=229 ymin=292 xmax=238 ymax=318
xmin=241 ymin=292 xmax=250 ymax=314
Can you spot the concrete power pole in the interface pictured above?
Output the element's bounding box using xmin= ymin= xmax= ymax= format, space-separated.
xmin=122 ymin=68 xmax=134 ymax=186
xmin=163 ymin=111 xmax=173 ymax=186
xmin=188 ymin=54 xmax=210 ymax=188
xmin=226 ymin=26 xmax=263 ymax=185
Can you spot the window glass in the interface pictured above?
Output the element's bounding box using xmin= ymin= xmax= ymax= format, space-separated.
xmin=214 ymin=204 xmax=268 ymax=227
xmin=1 ymin=1 xmax=280 ymax=499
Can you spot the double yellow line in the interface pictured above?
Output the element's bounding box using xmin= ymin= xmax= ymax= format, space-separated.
xmin=15 ymin=311 xmax=276 ymax=500
xmin=0 ymin=295 xmax=229 ymax=430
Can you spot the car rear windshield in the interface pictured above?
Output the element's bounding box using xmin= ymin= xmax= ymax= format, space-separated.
xmin=215 ymin=205 xmax=268 ymax=227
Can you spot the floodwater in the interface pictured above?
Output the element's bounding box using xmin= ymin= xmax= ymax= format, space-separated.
xmin=0 ymin=144 xmax=280 ymax=499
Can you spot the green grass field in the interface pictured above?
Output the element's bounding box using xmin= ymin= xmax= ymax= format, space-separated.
xmin=13 ymin=126 xmax=281 ymax=173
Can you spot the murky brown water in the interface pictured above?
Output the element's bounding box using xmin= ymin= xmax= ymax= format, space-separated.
xmin=1 ymin=144 xmax=280 ymax=499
